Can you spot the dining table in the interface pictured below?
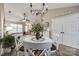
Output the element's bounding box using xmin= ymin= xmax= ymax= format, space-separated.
xmin=23 ymin=35 xmax=53 ymax=55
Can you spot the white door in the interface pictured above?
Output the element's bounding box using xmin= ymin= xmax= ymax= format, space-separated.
xmin=52 ymin=17 xmax=63 ymax=44
xmin=62 ymin=19 xmax=76 ymax=47
xmin=62 ymin=13 xmax=79 ymax=49
xmin=52 ymin=13 xmax=79 ymax=49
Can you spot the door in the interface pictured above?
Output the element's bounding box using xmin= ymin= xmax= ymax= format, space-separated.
xmin=62 ymin=13 xmax=79 ymax=49
xmin=52 ymin=13 xmax=79 ymax=49
xmin=52 ymin=17 xmax=63 ymax=44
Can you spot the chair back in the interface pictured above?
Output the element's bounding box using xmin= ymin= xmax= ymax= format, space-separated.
xmin=25 ymin=48 xmax=48 ymax=56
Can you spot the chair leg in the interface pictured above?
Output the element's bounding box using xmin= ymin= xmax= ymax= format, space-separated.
xmin=24 ymin=48 xmax=27 ymax=56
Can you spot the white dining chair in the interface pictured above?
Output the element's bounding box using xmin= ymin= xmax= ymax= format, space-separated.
xmin=27 ymin=49 xmax=35 ymax=56
xmin=24 ymin=48 xmax=48 ymax=56
xmin=14 ymin=35 xmax=24 ymax=56
xmin=48 ymin=50 xmax=57 ymax=56
xmin=39 ymin=49 xmax=48 ymax=56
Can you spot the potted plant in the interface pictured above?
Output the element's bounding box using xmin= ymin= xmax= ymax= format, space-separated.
xmin=1 ymin=35 xmax=15 ymax=53
xmin=0 ymin=38 xmax=3 ymax=55
xmin=0 ymin=38 xmax=2 ymax=45
xmin=32 ymin=23 xmax=44 ymax=40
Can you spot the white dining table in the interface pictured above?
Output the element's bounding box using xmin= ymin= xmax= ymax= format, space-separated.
xmin=23 ymin=35 xmax=53 ymax=55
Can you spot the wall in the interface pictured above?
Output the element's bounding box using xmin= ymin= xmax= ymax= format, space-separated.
xmin=0 ymin=3 xmax=5 ymax=55
xmin=4 ymin=4 xmax=79 ymax=38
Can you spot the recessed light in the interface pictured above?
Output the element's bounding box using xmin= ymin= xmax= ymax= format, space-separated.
xmin=8 ymin=11 xmax=11 ymax=13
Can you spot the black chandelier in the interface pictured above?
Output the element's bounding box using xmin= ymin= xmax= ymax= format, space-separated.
xmin=30 ymin=3 xmax=48 ymax=15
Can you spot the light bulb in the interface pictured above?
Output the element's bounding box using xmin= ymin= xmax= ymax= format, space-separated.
xmin=46 ymin=5 xmax=48 ymax=8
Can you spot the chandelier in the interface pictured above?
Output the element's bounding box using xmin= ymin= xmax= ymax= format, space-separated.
xmin=30 ymin=3 xmax=48 ymax=15
xmin=22 ymin=3 xmax=48 ymax=22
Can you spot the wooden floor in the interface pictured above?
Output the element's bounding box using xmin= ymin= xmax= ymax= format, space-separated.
xmin=1 ymin=44 xmax=79 ymax=56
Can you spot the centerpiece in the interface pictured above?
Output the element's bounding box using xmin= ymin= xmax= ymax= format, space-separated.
xmin=32 ymin=23 xmax=44 ymax=40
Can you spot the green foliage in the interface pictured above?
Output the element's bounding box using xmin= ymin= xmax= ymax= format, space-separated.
xmin=2 ymin=35 xmax=15 ymax=48
xmin=0 ymin=38 xmax=3 ymax=45
xmin=32 ymin=23 xmax=44 ymax=33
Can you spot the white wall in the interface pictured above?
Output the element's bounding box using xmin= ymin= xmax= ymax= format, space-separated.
xmin=3 ymin=4 xmax=79 ymax=39
xmin=0 ymin=3 xmax=5 ymax=55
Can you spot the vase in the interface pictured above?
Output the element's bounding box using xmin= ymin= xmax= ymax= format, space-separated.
xmin=36 ymin=32 xmax=40 ymax=40
xmin=4 ymin=47 xmax=11 ymax=53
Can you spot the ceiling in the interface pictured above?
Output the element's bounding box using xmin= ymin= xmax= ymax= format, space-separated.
xmin=4 ymin=3 xmax=79 ymax=23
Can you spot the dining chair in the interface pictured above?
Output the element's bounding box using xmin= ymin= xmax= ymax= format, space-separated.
xmin=14 ymin=35 xmax=24 ymax=56
xmin=39 ymin=49 xmax=48 ymax=56
xmin=24 ymin=48 xmax=48 ymax=56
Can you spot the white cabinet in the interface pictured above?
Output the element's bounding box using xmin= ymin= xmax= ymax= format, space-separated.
xmin=52 ymin=13 xmax=79 ymax=49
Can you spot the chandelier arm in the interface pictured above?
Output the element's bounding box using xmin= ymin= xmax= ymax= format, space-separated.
xmin=29 ymin=3 xmax=48 ymax=15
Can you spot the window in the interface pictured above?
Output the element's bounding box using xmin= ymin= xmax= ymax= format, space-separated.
xmin=25 ymin=23 xmax=32 ymax=32
xmin=25 ymin=26 xmax=28 ymax=32
xmin=17 ymin=24 xmax=22 ymax=33
xmin=6 ymin=23 xmax=23 ymax=33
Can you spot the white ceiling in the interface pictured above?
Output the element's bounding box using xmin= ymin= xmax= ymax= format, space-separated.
xmin=4 ymin=3 xmax=79 ymax=22
xmin=4 ymin=3 xmax=79 ymax=10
